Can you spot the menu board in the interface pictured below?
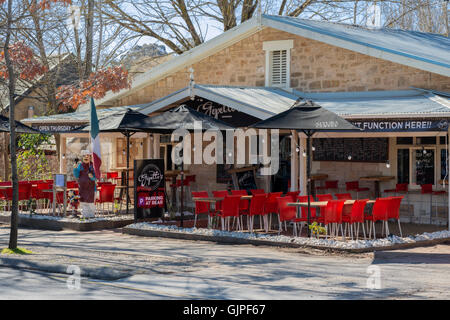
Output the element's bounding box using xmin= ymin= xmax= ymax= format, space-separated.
xmin=312 ymin=138 xmax=388 ymax=162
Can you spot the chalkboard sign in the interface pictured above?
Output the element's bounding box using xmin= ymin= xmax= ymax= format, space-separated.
xmin=236 ymin=170 xmax=257 ymax=191
xmin=229 ymin=167 xmax=257 ymax=191
xmin=313 ymin=138 xmax=388 ymax=162
xmin=134 ymin=159 xmax=166 ymax=220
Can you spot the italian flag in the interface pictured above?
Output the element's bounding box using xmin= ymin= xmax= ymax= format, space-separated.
xmin=90 ymin=97 xmax=101 ymax=179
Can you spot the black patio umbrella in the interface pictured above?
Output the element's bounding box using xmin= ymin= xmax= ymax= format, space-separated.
xmin=78 ymin=108 xmax=152 ymax=216
xmin=251 ymin=99 xmax=361 ymax=237
xmin=125 ymin=105 xmax=235 ymax=133
xmin=0 ymin=115 xmax=40 ymax=133
xmin=125 ymin=104 xmax=235 ymax=226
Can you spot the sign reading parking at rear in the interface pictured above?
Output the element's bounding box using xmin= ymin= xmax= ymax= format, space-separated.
xmin=134 ymin=159 xmax=165 ymax=220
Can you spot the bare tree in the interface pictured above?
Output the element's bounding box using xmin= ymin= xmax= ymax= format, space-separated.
xmin=101 ymin=0 xmax=449 ymax=57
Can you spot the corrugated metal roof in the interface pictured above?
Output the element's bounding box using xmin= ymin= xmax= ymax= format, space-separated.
xmin=264 ymin=15 xmax=450 ymax=74
xmin=306 ymin=92 xmax=450 ymax=117
xmin=22 ymin=105 xmax=145 ymax=124
xmin=138 ymin=84 xmax=300 ymax=119
xmin=23 ymin=86 xmax=450 ymax=125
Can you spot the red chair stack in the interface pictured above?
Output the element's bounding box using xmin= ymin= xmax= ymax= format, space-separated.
xmin=387 ymin=196 xmax=404 ymax=237
xmin=321 ymin=200 xmax=346 ymax=239
xmin=342 ymin=199 xmax=369 ymax=240
xmin=248 ymin=193 xmax=267 ymax=233
xmin=231 ymin=190 xmax=250 ymax=229
xmin=366 ymin=197 xmax=391 ymax=239
xmin=216 ymin=195 xmax=241 ymax=231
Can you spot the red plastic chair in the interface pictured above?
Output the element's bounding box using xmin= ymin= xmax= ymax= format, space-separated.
xmin=297 ymin=195 xmax=317 ymax=223
xmin=316 ymin=180 xmax=339 ymax=194
xmin=96 ymin=184 xmax=116 ymax=214
xmin=366 ymin=198 xmax=390 ymax=239
xmin=216 ymin=195 xmax=241 ymax=231
xmin=250 ymin=189 xmax=265 ymax=195
xmin=192 ymin=191 xmax=212 ymax=228
xmin=1 ymin=183 xmax=33 ymax=211
xmin=264 ymin=192 xmax=283 ymax=231
xmin=264 ymin=192 xmax=283 ymax=215
xmin=286 ymin=191 xmax=300 ymax=201
xmin=322 ymin=200 xmax=346 ymax=239
xmin=67 ymin=181 xmax=79 ymax=189
xmin=316 ymin=194 xmax=333 ymax=201
xmin=384 ymin=183 xmax=408 ymax=194
xmin=276 ymin=196 xmax=304 ymax=236
xmin=231 ymin=190 xmax=250 ymax=230
xmin=212 ymin=190 xmax=229 ymax=214
xmin=248 ymin=193 xmax=267 ymax=233
xmin=231 ymin=190 xmax=250 ymax=215
xmin=342 ymin=199 xmax=369 ymax=240
xmin=387 ymin=196 xmax=404 ymax=237
xmin=335 ymin=193 xmax=352 ymax=200
xmin=345 ymin=181 xmax=370 ymax=199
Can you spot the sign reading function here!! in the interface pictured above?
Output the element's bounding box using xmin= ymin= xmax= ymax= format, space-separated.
xmin=134 ymin=159 xmax=165 ymax=219
xmin=351 ymin=119 xmax=449 ymax=132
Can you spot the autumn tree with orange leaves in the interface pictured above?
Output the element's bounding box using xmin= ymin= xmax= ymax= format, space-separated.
xmin=0 ymin=0 xmax=130 ymax=250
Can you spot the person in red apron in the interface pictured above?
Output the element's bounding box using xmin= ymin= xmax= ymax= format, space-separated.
xmin=73 ymin=150 xmax=96 ymax=218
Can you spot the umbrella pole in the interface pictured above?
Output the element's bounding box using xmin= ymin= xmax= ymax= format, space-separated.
xmin=306 ymin=131 xmax=312 ymax=238
xmin=126 ymin=132 xmax=130 ymax=216
xmin=180 ymin=171 xmax=184 ymax=228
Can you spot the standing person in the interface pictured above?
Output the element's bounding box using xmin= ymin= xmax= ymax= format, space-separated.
xmin=73 ymin=150 xmax=96 ymax=218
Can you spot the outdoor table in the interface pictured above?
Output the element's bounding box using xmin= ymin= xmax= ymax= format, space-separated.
xmin=359 ymin=176 xmax=395 ymax=198
xmin=310 ymin=174 xmax=328 ymax=197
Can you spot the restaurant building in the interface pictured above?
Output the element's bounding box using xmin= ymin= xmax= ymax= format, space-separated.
xmin=22 ymin=15 xmax=450 ymax=225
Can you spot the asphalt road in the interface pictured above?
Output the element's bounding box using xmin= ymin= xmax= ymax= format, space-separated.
xmin=0 ymin=226 xmax=449 ymax=299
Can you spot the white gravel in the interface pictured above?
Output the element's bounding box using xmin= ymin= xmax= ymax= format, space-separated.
xmin=126 ymin=222 xmax=450 ymax=250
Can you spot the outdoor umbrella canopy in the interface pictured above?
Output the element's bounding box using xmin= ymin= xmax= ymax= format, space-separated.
xmin=124 ymin=104 xmax=235 ymax=227
xmin=251 ymin=99 xmax=361 ymax=237
xmin=124 ymin=105 xmax=235 ymax=132
xmin=0 ymin=115 xmax=40 ymax=134
xmin=78 ymin=108 xmax=152 ymax=216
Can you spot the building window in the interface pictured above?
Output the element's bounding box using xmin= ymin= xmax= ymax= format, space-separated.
xmin=263 ymin=40 xmax=293 ymax=88
xmin=396 ymin=137 xmax=413 ymax=145
xmin=394 ymin=137 xmax=447 ymax=187
xmin=397 ymin=149 xmax=409 ymax=184
xmin=441 ymin=149 xmax=448 ymax=181
xmin=413 ymin=149 xmax=435 ymax=185
xmin=417 ymin=136 xmax=436 ymax=145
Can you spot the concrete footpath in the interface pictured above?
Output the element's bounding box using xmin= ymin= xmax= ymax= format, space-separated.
xmin=0 ymin=225 xmax=449 ymax=299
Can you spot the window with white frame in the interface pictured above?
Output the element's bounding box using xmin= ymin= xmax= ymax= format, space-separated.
xmin=395 ymin=135 xmax=448 ymax=187
xmin=263 ymin=40 xmax=293 ymax=88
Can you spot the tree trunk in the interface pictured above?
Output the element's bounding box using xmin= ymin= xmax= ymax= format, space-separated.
xmin=84 ymin=0 xmax=94 ymax=78
xmin=4 ymin=0 xmax=19 ymax=250
xmin=2 ymin=132 xmax=10 ymax=181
